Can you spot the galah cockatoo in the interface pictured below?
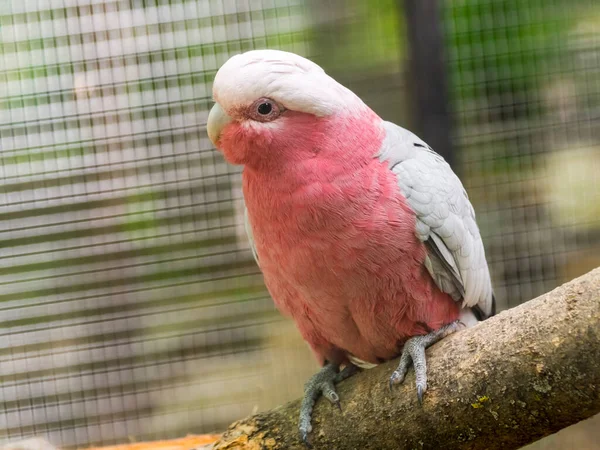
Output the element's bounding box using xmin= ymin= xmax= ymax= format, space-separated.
xmin=207 ymin=49 xmax=495 ymax=444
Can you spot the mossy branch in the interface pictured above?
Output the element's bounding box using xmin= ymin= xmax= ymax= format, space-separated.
xmin=213 ymin=268 xmax=600 ymax=449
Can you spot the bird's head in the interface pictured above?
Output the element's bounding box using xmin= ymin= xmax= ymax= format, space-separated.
xmin=207 ymin=50 xmax=381 ymax=170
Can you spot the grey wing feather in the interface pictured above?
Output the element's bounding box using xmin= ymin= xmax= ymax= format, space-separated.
xmin=377 ymin=121 xmax=495 ymax=318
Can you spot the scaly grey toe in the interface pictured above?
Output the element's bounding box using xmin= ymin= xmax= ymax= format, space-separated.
xmin=299 ymin=362 xmax=358 ymax=447
xmin=389 ymin=320 xmax=461 ymax=403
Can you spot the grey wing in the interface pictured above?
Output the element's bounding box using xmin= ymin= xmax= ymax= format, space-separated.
xmin=377 ymin=121 xmax=495 ymax=318
xmin=244 ymin=205 xmax=260 ymax=266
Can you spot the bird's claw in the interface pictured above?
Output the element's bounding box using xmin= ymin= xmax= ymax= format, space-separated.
xmin=323 ymin=387 xmax=340 ymax=406
xmin=389 ymin=321 xmax=460 ymax=403
xmin=300 ymin=431 xmax=312 ymax=448
xmin=389 ymin=368 xmax=405 ymax=386
xmin=299 ymin=363 xmax=357 ymax=446
xmin=301 ymin=431 xmax=313 ymax=448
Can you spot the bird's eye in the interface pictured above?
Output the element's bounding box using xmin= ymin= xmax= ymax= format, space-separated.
xmin=257 ymin=102 xmax=272 ymax=115
xmin=248 ymin=98 xmax=282 ymax=122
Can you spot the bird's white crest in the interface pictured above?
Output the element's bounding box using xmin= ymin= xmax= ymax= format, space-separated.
xmin=212 ymin=49 xmax=364 ymax=117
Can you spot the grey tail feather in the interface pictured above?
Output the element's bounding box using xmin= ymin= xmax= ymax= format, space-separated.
xmin=472 ymin=293 xmax=497 ymax=321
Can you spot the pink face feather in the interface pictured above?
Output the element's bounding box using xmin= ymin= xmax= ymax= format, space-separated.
xmin=208 ymin=50 xmax=459 ymax=366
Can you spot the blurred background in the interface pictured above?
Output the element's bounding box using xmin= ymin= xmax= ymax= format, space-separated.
xmin=0 ymin=0 xmax=599 ymax=448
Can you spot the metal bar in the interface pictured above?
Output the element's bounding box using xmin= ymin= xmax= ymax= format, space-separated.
xmin=403 ymin=0 xmax=455 ymax=169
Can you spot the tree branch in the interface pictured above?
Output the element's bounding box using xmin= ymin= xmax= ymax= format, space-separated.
xmin=212 ymin=268 xmax=600 ymax=450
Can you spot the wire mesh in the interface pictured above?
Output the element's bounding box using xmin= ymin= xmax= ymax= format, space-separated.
xmin=0 ymin=0 xmax=314 ymax=447
xmin=443 ymin=0 xmax=600 ymax=308
xmin=0 ymin=0 xmax=599 ymax=448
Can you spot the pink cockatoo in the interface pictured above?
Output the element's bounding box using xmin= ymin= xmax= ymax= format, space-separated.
xmin=207 ymin=49 xmax=495 ymax=444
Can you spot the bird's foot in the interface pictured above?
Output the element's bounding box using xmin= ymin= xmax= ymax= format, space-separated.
xmin=389 ymin=320 xmax=461 ymax=403
xmin=299 ymin=362 xmax=358 ymax=447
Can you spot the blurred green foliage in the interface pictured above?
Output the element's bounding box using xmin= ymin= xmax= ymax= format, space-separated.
xmin=305 ymin=0 xmax=592 ymax=124
xmin=308 ymin=0 xmax=406 ymax=74
xmin=445 ymin=0 xmax=591 ymax=122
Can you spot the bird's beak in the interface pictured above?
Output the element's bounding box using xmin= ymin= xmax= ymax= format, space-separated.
xmin=207 ymin=102 xmax=233 ymax=148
